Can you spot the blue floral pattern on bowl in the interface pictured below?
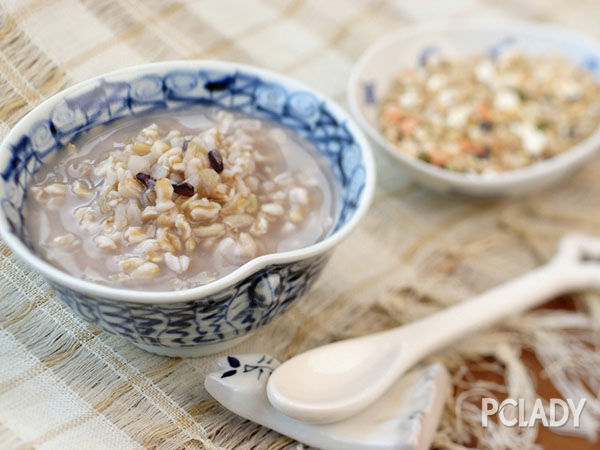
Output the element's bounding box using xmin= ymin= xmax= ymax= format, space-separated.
xmin=0 ymin=62 xmax=373 ymax=356
xmin=51 ymin=255 xmax=328 ymax=347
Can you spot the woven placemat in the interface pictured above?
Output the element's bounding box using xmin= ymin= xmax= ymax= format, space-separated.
xmin=1 ymin=1 xmax=600 ymax=448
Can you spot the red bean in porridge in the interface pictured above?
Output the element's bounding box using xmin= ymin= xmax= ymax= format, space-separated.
xmin=24 ymin=107 xmax=336 ymax=290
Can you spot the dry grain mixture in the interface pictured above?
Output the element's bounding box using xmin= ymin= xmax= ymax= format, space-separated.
xmin=380 ymin=50 xmax=600 ymax=173
xmin=25 ymin=108 xmax=335 ymax=290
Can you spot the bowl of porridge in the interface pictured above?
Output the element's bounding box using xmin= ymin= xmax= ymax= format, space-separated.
xmin=0 ymin=61 xmax=375 ymax=356
xmin=348 ymin=20 xmax=600 ymax=196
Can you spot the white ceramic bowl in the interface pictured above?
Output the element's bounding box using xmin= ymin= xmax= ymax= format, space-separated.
xmin=0 ymin=60 xmax=375 ymax=357
xmin=348 ymin=20 xmax=600 ymax=196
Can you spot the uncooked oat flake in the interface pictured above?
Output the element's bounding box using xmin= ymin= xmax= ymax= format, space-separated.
xmin=379 ymin=50 xmax=600 ymax=173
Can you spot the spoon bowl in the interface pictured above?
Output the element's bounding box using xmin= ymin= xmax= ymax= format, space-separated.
xmin=268 ymin=336 xmax=405 ymax=423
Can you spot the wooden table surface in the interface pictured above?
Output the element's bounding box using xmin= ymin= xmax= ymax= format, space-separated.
xmin=461 ymin=297 xmax=597 ymax=450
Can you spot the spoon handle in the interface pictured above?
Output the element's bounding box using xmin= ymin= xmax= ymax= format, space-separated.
xmin=395 ymin=237 xmax=600 ymax=361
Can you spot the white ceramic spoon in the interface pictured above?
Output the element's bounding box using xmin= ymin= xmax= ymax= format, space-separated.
xmin=267 ymin=233 xmax=600 ymax=424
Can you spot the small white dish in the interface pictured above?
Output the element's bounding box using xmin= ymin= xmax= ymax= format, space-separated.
xmin=348 ymin=20 xmax=600 ymax=196
xmin=205 ymin=353 xmax=449 ymax=450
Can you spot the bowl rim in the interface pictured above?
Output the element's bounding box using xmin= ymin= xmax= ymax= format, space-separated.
xmin=348 ymin=19 xmax=600 ymax=191
xmin=0 ymin=60 xmax=376 ymax=304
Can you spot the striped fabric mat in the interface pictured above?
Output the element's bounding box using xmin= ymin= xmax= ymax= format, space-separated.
xmin=2 ymin=0 xmax=600 ymax=448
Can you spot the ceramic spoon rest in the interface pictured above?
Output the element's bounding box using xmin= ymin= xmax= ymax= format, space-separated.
xmin=205 ymin=353 xmax=449 ymax=450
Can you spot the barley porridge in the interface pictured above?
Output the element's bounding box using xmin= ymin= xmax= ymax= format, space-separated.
xmin=380 ymin=50 xmax=600 ymax=173
xmin=24 ymin=107 xmax=336 ymax=290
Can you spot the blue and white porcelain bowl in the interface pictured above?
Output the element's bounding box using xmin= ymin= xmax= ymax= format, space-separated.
xmin=0 ymin=61 xmax=375 ymax=357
